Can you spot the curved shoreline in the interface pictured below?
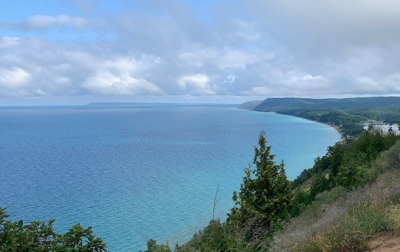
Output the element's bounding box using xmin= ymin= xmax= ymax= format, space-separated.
xmin=252 ymin=110 xmax=344 ymax=142
xmin=320 ymin=122 xmax=344 ymax=141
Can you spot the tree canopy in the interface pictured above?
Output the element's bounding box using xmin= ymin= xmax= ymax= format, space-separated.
xmin=228 ymin=132 xmax=292 ymax=237
xmin=0 ymin=207 xmax=106 ymax=252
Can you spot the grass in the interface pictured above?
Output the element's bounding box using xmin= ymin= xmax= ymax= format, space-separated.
xmin=301 ymin=186 xmax=345 ymax=222
xmin=293 ymin=201 xmax=399 ymax=252
xmin=272 ymin=141 xmax=400 ymax=252
xmin=388 ymin=203 xmax=400 ymax=235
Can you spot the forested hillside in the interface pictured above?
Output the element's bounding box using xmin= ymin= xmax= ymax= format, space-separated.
xmin=239 ymin=97 xmax=400 ymax=137
xmin=252 ymin=97 xmax=400 ymax=111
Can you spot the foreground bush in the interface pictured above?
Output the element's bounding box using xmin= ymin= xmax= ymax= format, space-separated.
xmin=0 ymin=207 xmax=106 ymax=252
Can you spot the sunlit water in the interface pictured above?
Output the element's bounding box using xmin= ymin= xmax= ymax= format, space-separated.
xmin=0 ymin=104 xmax=340 ymax=251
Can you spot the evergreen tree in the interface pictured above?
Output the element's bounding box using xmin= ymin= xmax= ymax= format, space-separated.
xmin=228 ymin=132 xmax=292 ymax=236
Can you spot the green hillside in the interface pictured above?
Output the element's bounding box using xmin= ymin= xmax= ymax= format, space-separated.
xmin=253 ymin=97 xmax=400 ymax=111
xmin=239 ymin=97 xmax=400 ymax=137
xmin=140 ymin=127 xmax=400 ymax=252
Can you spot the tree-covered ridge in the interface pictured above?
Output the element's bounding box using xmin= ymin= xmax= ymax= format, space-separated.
xmin=278 ymin=109 xmax=400 ymax=137
xmin=239 ymin=97 xmax=400 ymax=137
xmin=253 ymin=97 xmax=400 ymax=111
xmin=292 ymin=124 xmax=400 ymax=192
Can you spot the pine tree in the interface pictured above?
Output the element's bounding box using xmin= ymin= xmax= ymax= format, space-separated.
xmin=228 ymin=132 xmax=292 ymax=237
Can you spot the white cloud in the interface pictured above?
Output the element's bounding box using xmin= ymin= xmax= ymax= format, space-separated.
xmin=82 ymin=71 xmax=162 ymax=95
xmin=0 ymin=67 xmax=31 ymax=97
xmin=1 ymin=1 xmax=400 ymax=102
xmin=357 ymin=76 xmax=378 ymax=88
xmin=33 ymin=88 xmax=49 ymax=96
xmin=0 ymin=67 xmax=30 ymax=88
xmin=80 ymin=56 xmax=163 ymax=96
xmin=224 ymin=75 xmax=237 ymax=84
xmin=228 ymin=20 xmax=260 ymax=42
xmin=0 ymin=37 xmax=20 ymax=49
xmin=25 ymin=15 xmax=87 ymax=30
xmin=178 ymin=74 xmax=215 ymax=95
xmin=179 ymin=47 xmax=258 ymax=70
xmin=241 ymin=86 xmax=274 ymax=96
xmin=287 ymin=74 xmax=328 ymax=83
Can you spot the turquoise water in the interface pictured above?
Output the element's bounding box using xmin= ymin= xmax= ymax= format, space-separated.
xmin=0 ymin=104 xmax=340 ymax=251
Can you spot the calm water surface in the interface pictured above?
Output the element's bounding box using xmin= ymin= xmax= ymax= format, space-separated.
xmin=0 ymin=105 xmax=340 ymax=251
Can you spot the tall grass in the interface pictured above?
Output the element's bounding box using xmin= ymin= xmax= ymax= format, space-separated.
xmin=294 ymin=202 xmax=391 ymax=252
xmin=272 ymin=141 xmax=400 ymax=252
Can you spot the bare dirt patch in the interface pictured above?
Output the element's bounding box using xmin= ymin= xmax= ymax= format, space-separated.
xmin=367 ymin=234 xmax=400 ymax=252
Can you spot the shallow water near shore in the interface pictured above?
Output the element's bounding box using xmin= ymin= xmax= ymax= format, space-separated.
xmin=0 ymin=104 xmax=340 ymax=251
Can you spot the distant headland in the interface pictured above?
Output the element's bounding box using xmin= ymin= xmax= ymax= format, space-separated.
xmin=239 ymin=97 xmax=400 ymax=138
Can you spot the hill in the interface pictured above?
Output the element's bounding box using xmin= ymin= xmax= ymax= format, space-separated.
xmin=252 ymin=97 xmax=400 ymax=111
xmin=239 ymin=97 xmax=400 ymax=137
xmin=237 ymin=100 xmax=263 ymax=110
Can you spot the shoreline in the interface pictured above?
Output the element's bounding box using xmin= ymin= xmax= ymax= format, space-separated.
xmin=248 ymin=109 xmax=344 ymax=142
xmin=320 ymin=122 xmax=344 ymax=142
xmin=295 ymin=117 xmax=344 ymax=142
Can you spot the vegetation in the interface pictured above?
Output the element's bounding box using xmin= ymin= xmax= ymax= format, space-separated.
xmin=5 ymin=98 xmax=400 ymax=252
xmin=278 ymin=139 xmax=400 ymax=252
xmin=292 ymin=124 xmax=400 ymax=190
xmin=0 ymin=207 xmax=106 ymax=252
xmin=278 ymin=109 xmax=400 ymax=137
xmin=271 ymin=132 xmax=400 ymax=251
xmin=294 ymin=202 xmax=392 ymax=252
xmin=239 ymin=97 xmax=400 ymax=137
xmin=228 ymin=132 xmax=292 ymax=238
xmin=145 ymin=121 xmax=400 ymax=252
xmin=279 ymin=109 xmax=365 ymax=137
xmin=139 ymin=239 xmax=171 ymax=252
xmin=252 ymin=97 xmax=400 ymax=111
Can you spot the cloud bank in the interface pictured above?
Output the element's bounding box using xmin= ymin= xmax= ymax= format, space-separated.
xmin=0 ymin=0 xmax=399 ymax=103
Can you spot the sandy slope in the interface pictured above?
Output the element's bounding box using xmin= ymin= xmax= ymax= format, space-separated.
xmin=368 ymin=235 xmax=400 ymax=252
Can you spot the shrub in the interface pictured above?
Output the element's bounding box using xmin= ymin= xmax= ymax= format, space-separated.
xmin=291 ymin=189 xmax=312 ymax=217
xmin=310 ymin=174 xmax=331 ymax=199
xmin=228 ymin=132 xmax=293 ymax=239
xmin=140 ymin=239 xmax=171 ymax=252
xmin=0 ymin=207 xmax=106 ymax=252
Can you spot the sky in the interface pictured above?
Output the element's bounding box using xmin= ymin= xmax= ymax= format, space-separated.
xmin=0 ymin=0 xmax=400 ymax=105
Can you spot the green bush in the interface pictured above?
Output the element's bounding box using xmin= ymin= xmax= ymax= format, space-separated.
xmin=140 ymin=239 xmax=171 ymax=252
xmin=310 ymin=174 xmax=331 ymax=199
xmin=291 ymin=189 xmax=312 ymax=217
xmin=0 ymin=207 xmax=106 ymax=252
xmin=176 ymin=220 xmax=229 ymax=252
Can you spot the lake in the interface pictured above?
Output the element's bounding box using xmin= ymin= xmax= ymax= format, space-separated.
xmin=0 ymin=104 xmax=340 ymax=251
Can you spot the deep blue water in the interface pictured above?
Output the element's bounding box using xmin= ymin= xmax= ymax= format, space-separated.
xmin=0 ymin=104 xmax=340 ymax=251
